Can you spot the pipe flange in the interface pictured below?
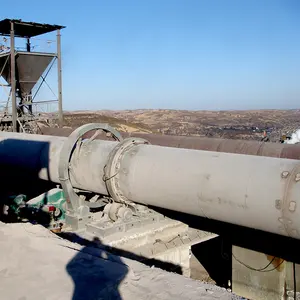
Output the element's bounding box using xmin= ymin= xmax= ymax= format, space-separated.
xmin=104 ymin=137 xmax=150 ymax=204
xmin=280 ymin=163 xmax=300 ymax=239
xmin=58 ymin=123 xmax=123 ymax=215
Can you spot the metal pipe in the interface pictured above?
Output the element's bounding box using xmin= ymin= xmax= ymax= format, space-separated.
xmin=41 ymin=127 xmax=300 ymax=160
xmin=0 ymin=131 xmax=115 ymax=195
xmin=0 ymin=129 xmax=300 ymax=240
xmin=56 ymin=29 xmax=63 ymax=128
xmin=117 ymin=143 xmax=300 ymax=239
xmin=26 ymin=38 xmax=31 ymax=52
xmin=10 ymin=21 xmax=17 ymax=132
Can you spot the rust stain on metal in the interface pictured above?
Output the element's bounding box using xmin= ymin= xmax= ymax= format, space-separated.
xmin=266 ymin=255 xmax=285 ymax=272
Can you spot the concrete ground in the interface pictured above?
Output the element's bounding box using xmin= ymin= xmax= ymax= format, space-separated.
xmin=0 ymin=221 xmax=245 ymax=300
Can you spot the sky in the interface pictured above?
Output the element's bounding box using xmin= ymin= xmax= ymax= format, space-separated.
xmin=0 ymin=0 xmax=300 ymax=111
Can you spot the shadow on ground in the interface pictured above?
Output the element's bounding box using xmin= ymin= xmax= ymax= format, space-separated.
xmin=58 ymin=233 xmax=183 ymax=300
xmin=65 ymin=236 xmax=126 ymax=300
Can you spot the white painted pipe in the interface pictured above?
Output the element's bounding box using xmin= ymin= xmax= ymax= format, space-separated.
xmin=0 ymin=130 xmax=299 ymax=239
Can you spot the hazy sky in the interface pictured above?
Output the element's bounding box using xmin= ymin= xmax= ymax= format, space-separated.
xmin=1 ymin=0 xmax=300 ymax=111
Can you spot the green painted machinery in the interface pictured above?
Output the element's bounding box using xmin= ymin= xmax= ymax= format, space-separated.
xmin=4 ymin=188 xmax=66 ymax=231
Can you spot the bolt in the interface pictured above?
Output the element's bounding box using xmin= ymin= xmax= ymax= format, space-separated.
xmin=275 ymin=199 xmax=281 ymax=210
xmin=295 ymin=173 xmax=300 ymax=182
xmin=289 ymin=201 xmax=296 ymax=212
xmin=281 ymin=171 xmax=289 ymax=178
xmin=278 ymin=217 xmax=292 ymax=224
xmin=290 ymin=229 xmax=298 ymax=238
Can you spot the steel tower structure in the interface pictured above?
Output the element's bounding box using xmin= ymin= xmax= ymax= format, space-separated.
xmin=0 ymin=19 xmax=65 ymax=132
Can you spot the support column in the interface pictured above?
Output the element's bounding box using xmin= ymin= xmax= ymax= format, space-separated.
xmin=26 ymin=38 xmax=32 ymax=114
xmin=57 ymin=29 xmax=63 ymax=127
xmin=10 ymin=21 xmax=17 ymax=132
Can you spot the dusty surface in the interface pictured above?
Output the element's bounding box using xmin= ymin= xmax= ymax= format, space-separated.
xmin=0 ymin=222 xmax=243 ymax=300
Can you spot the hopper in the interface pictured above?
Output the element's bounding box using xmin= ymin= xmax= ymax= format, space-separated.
xmin=0 ymin=51 xmax=54 ymax=96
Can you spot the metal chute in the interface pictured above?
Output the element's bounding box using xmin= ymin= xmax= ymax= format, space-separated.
xmin=0 ymin=52 xmax=54 ymax=97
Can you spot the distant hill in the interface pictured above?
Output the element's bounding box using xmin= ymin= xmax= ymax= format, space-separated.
xmin=58 ymin=109 xmax=300 ymax=141
xmin=62 ymin=112 xmax=153 ymax=134
xmin=97 ymin=108 xmax=300 ymax=141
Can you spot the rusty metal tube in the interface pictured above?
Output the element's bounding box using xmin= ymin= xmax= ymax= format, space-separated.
xmin=41 ymin=127 xmax=300 ymax=160
xmin=0 ymin=129 xmax=300 ymax=240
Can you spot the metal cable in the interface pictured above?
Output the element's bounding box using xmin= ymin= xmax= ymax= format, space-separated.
xmin=232 ymin=253 xmax=284 ymax=272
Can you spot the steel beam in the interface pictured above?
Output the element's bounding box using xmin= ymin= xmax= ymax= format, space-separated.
xmin=0 ymin=127 xmax=300 ymax=240
xmin=9 ymin=21 xmax=17 ymax=132
xmin=57 ymin=29 xmax=63 ymax=127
